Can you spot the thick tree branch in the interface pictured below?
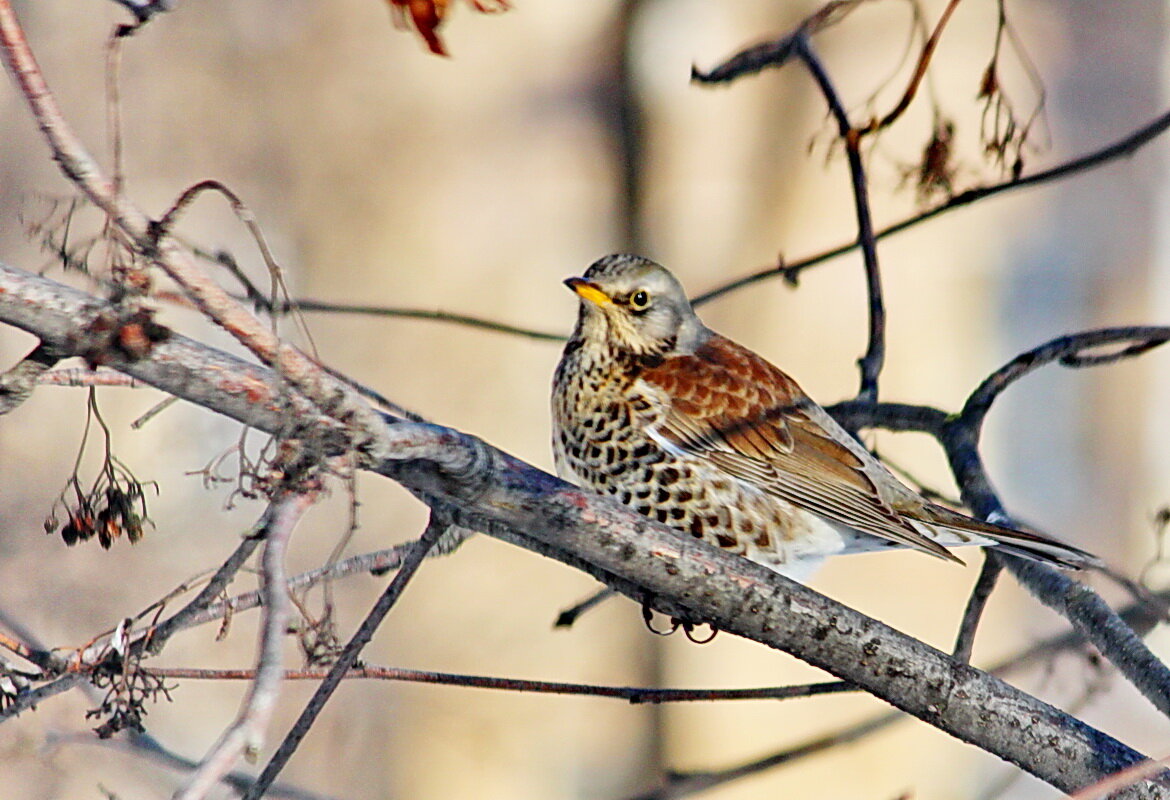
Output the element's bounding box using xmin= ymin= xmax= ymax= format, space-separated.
xmin=0 ymin=260 xmax=1162 ymax=796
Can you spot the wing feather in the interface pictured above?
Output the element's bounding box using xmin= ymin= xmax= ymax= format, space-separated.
xmin=642 ymin=336 xmax=957 ymax=561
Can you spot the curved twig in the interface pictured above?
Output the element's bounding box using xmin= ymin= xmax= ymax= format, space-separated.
xmin=694 ymin=15 xmax=887 ymax=400
xmin=791 ymin=33 xmax=886 ymax=402
xmin=961 ymin=326 xmax=1170 ymax=433
xmin=862 ymin=0 xmax=962 ymax=135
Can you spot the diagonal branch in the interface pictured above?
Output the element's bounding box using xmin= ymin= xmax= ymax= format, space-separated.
xmin=0 ymin=260 xmax=1161 ymax=796
xmin=243 ymin=514 xmax=447 ymax=799
xmin=0 ymin=341 xmax=62 ymax=415
xmin=175 ymin=490 xmax=313 ymax=800
xmin=0 ymin=0 xmax=389 ymax=450
xmin=691 ymin=108 xmax=1170 ymax=305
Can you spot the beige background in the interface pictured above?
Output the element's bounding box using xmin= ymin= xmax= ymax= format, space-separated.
xmin=1 ymin=1 xmax=1168 ymax=798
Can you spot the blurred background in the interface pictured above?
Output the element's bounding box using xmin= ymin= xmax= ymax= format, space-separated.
xmin=1 ymin=0 xmax=1168 ymax=798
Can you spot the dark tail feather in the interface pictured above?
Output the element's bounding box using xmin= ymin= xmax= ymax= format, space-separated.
xmin=925 ymin=503 xmax=1101 ymax=570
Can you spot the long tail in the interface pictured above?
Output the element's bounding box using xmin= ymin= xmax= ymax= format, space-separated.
xmin=923 ymin=503 xmax=1101 ymax=570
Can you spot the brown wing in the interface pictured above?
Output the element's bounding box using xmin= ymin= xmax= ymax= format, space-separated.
xmin=641 ymin=335 xmax=958 ymax=561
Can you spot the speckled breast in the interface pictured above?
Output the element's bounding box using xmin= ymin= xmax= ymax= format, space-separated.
xmin=552 ymin=344 xmax=821 ymax=567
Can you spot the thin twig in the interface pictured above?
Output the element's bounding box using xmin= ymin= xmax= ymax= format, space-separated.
xmin=286 ymin=299 xmax=565 ymax=342
xmin=691 ymin=108 xmax=1170 ymax=305
xmin=107 ymin=0 xmax=174 ymax=28
xmin=693 ymin=16 xmax=887 ymax=399
xmin=1069 ymin=752 xmax=1170 ymax=800
xmin=0 ymin=672 xmax=88 ymax=719
xmin=144 ymin=521 xmax=266 ymax=655
xmin=792 ymin=33 xmax=885 ymax=401
xmin=131 ymin=395 xmax=178 ymax=428
xmin=952 ymin=554 xmax=1003 ymax=664
xmin=146 ymin=665 xmax=854 ymax=705
xmin=961 ymin=326 xmax=1170 ymax=435
xmin=150 ymin=180 xmax=320 ymax=359
xmin=0 ymin=629 xmax=57 ymax=675
xmin=144 ymin=538 xmax=428 ymax=644
xmin=861 ymin=0 xmax=963 ymax=134
xmin=243 ymin=514 xmax=448 ymax=799
xmin=38 ymin=366 xmax=145 ymax=389
xmin=688 ymin=1 xmax=866 ymax=84
xmin=174 ymin=491 xmax=311 ymax=800
xmin=555 ymin=588 xmax=617 ymax=627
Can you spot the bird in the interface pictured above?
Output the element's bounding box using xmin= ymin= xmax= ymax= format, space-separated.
xmin=551 ymin=253 xmax=1098 ymax=580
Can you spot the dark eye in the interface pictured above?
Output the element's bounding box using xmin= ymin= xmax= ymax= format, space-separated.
xmin=629 ymin=290 xmax=651 ymax=312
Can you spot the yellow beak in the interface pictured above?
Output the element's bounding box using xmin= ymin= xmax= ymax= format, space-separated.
xmin=564 ymin=277 xmax=612 ymax=307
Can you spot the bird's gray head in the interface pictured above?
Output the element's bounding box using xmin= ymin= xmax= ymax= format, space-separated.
xmin=564 ymin=254 xmax=709 ymax=359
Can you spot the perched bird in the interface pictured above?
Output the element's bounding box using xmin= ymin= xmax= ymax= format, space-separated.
xmin=552 ymin=254 xmax=1097 ymax=580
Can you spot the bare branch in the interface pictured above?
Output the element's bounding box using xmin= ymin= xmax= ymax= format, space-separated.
xmin=960 ymin=327 xmax=1170 ymax=435
xmin=244 ymin=514 xmax=448 ymax=799
xmin=861 ymin=0 xmax=963 ymax=134
xmin=0 ymin=1 xmax=388 ymax=448
xmin=175 ymin=491 xmax=312 ymax=799
xmin=145 ymin=524 xmax=264 ymax=655
xmin=793 ymin=34 xmax=885 ymax=402
xmin=0 ymin=341 xmax=61 ymax=414
xmin=952 ymin=555 xmax=1003 ymax=664
xmin=555 ymin=587 xmax=616 ymax=627
xmin=826 ymin=384 xmax=1170 ymax=721
xmin=687 ymin=1 xmax=867 ymax=84
xmin=0 ymin=259 xmax=1161 ymax=795
xmin=272 ymin=298 xmax=565 ymax=342
xmin=107 ymin=0 xmax=175 ymax=28
xmin=696 ymin=23 xmax=887 ymax=401
xmin=691 ymin=108 xmax=1170 ymax=305
xmin=37 ymin=366 xmax=146 ymax=389
xmin=145 ymin=665 xmax=854 ymax=705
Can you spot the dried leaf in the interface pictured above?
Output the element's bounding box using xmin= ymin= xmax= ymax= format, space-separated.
xmin=978 ymin=63 xmax=998 ymax=100
xmin=386 ymin=0 xmax=451 ymax=55
xmin=384 ymin=0 xmax=510 ymax=56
